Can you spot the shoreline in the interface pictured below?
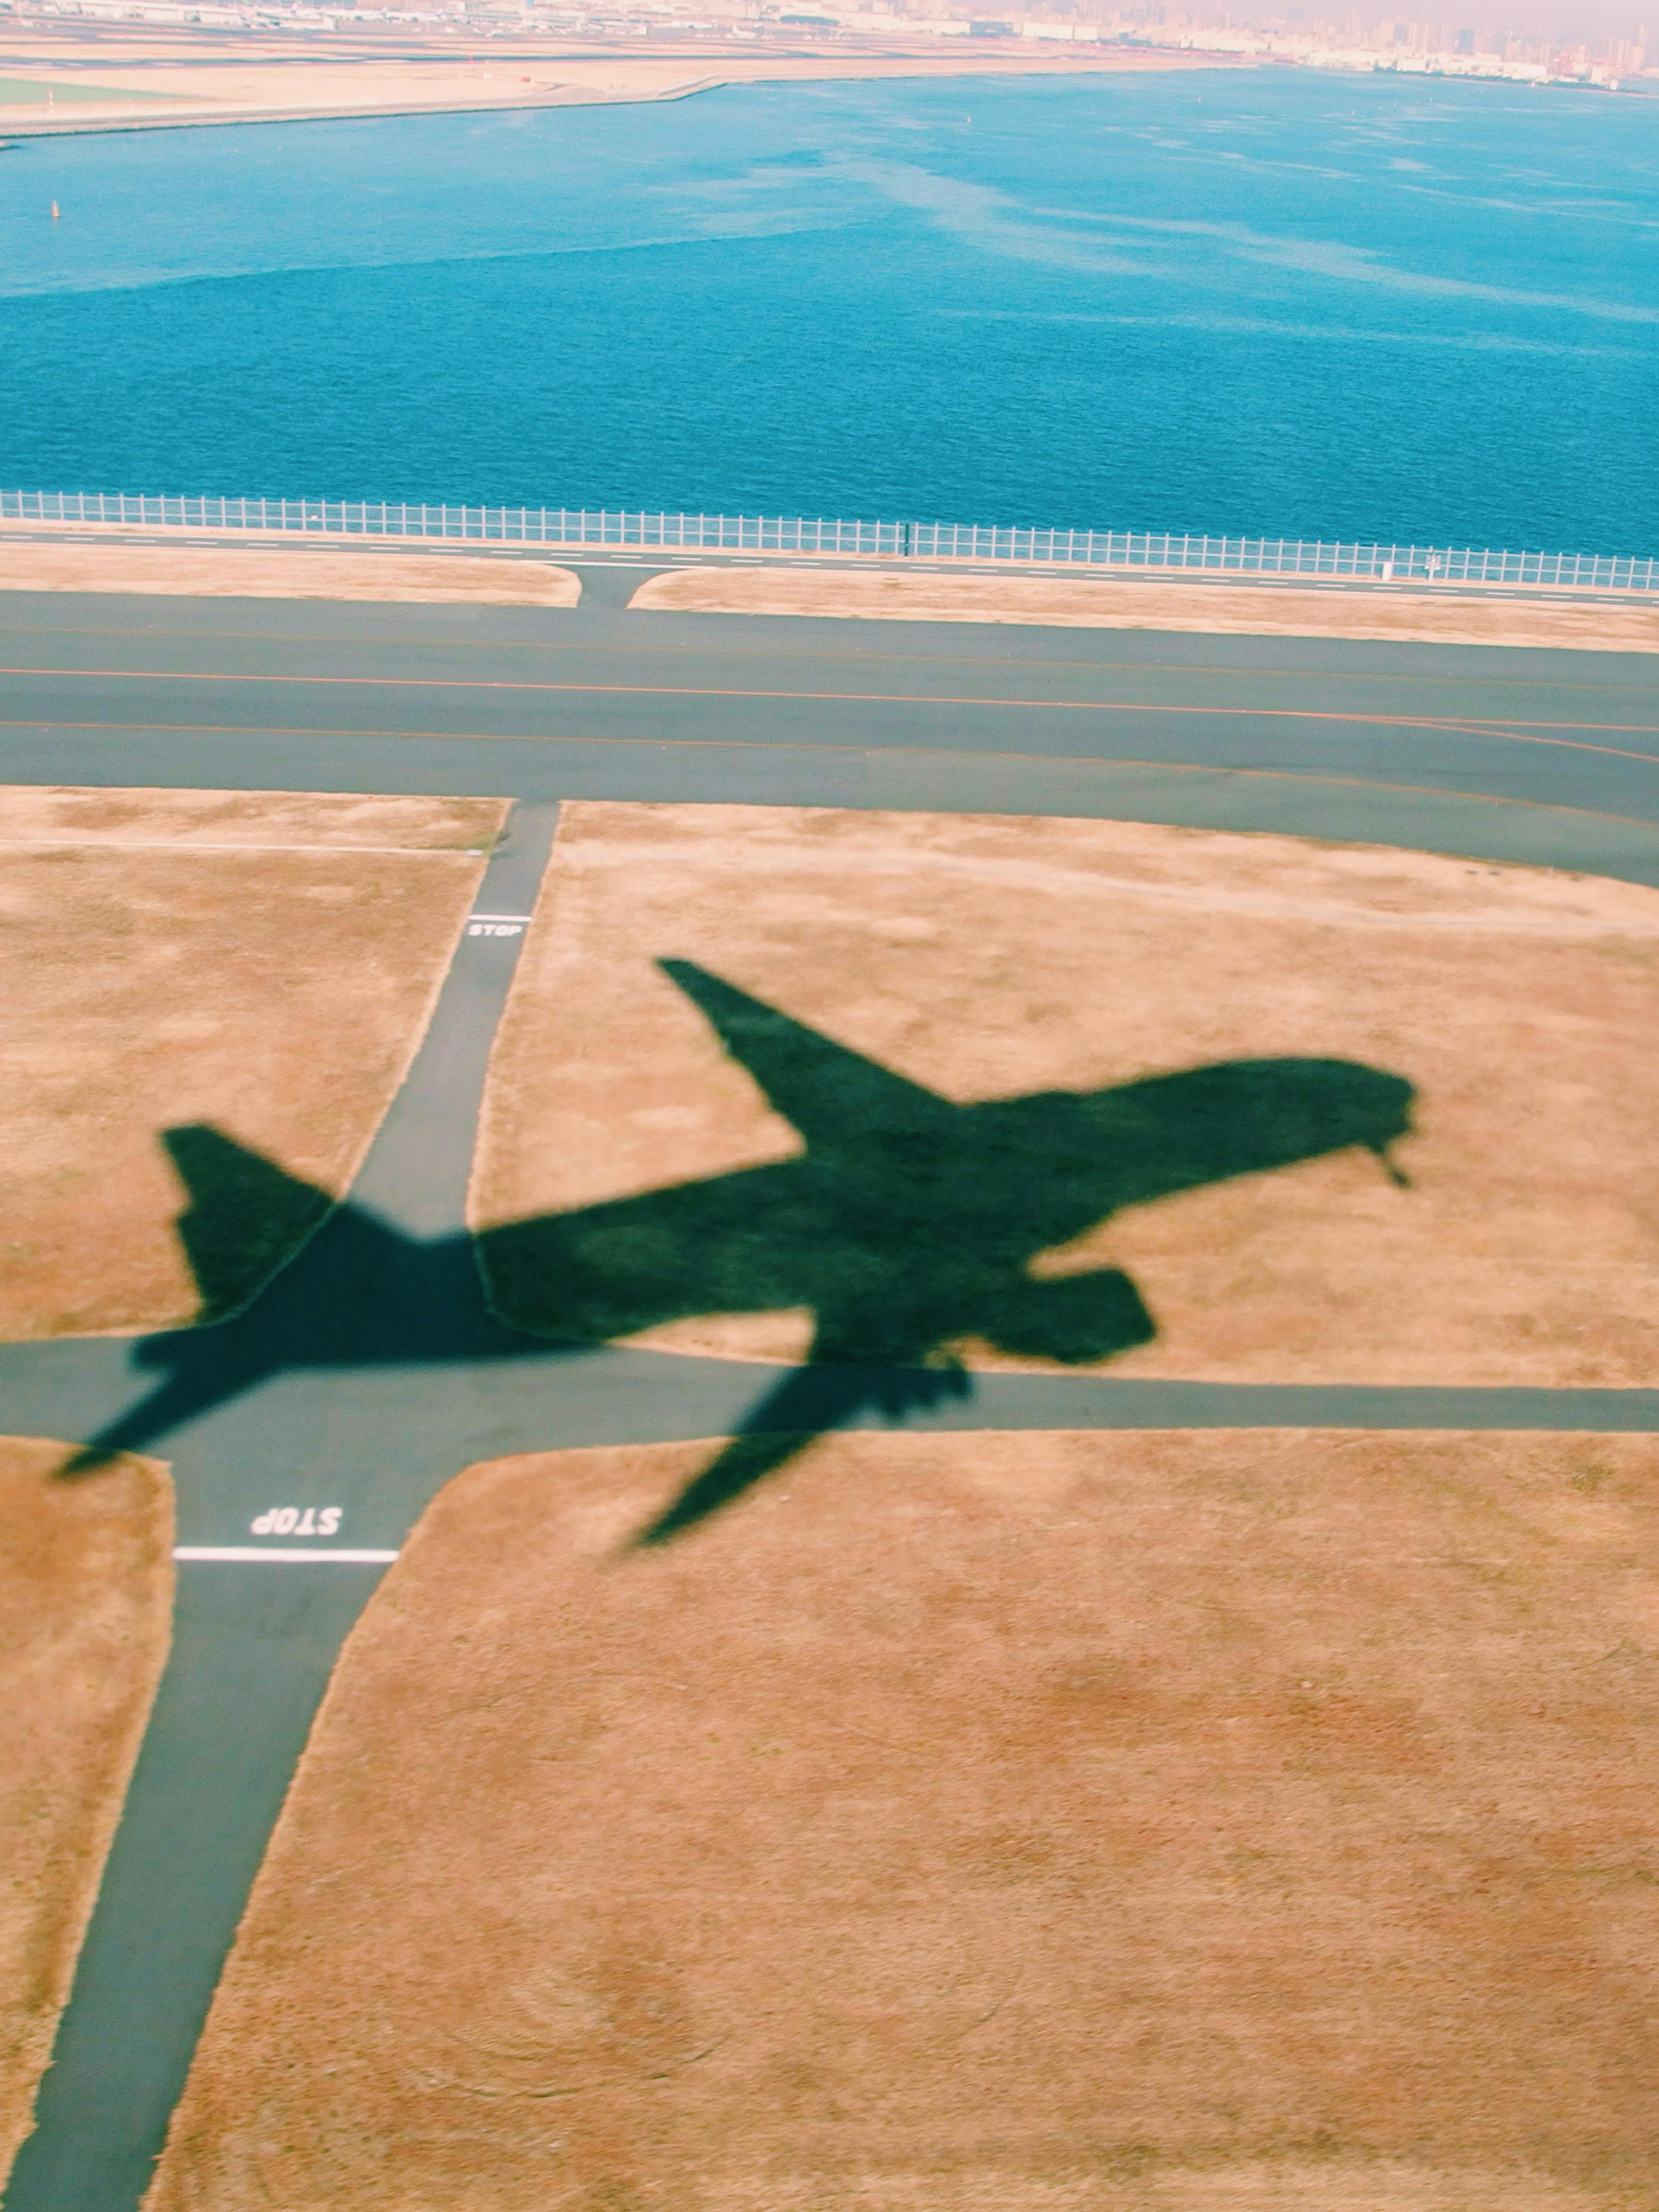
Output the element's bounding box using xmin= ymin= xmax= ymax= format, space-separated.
xmin=0 ymin=80 xmax=727 ymax=142
xmin=0 ymin=42 xmax=1233 ymax=143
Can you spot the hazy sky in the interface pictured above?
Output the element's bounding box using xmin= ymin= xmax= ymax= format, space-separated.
xmin=1369 ymin=3 xmax=1650 ymax=38
xmin=1506 ymin=6 xmax=1646 ymax=35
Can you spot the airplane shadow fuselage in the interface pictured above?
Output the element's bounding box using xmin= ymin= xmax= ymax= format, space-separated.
xmin=75 ymin=959 xmax=1416 ymax=1542
xmin=486 ymin=1044 xmax=1416 ymax=1376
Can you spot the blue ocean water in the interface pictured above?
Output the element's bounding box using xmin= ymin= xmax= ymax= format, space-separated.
xmin=0 ymin=70 xmax=1656 ymax=548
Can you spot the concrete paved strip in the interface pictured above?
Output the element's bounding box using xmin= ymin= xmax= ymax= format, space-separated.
xmin=631 ymin=563 xmax=1659 ymax=652
xmin=10 ymin=587 xmax=1659 ymax=699
xmin=4 ymin=595 xmax=1659 ymax=861
xmin=3 ymin=595 xmax=1659 ymax=873
xmin=15 ymin=655 xmax=1659 ymax=741
xmin=11 ymin=595 xmax=1659 ymax=738
xmin=0 ymin=544 xmax=580 ymax=605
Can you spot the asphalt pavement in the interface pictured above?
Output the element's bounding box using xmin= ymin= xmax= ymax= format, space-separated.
xmin=4 ymin=576 xmax=1659 ymax=874
xmin=2 ymin=577 xmax=1658 ymax=2210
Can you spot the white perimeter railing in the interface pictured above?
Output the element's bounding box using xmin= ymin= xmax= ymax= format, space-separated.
xmin=5 ymin=487 xmax=1656 ymax=592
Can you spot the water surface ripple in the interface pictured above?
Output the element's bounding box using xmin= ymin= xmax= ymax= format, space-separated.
xmin=1 ymin=71 xmax=1655 ymax=545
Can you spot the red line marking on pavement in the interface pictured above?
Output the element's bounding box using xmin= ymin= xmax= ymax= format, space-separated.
xmin=4 ymin=663 xmax=1659 ymax=767
xmin=17 ymin=621 xmax=1641 ymax=698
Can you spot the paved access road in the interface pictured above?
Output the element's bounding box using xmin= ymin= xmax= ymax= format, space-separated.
xmin=2 ymin=570 xmax=1658 ymax=2212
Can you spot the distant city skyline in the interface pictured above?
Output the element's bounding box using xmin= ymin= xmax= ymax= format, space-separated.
xmin=810 ymin=0 xmax=1652 ymax=76
xmin=1164 ymin=4 xmax=1649 ymax=58
xmin=1170 ymin=4 xmax=1649 ymax=67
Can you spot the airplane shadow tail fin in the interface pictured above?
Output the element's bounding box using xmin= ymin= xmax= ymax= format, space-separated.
xmin=162 ymin=1124 xmax=334 ymax=1324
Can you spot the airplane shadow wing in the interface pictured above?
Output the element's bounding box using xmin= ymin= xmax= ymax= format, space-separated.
xmin=58 ymin=1370 xmax=242 ymax=1476
xmin=629 ymin=1325 xmax=974 ymax=1550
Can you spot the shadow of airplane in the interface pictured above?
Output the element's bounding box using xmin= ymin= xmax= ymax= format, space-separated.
xmin=66 ymin=958 xmax=1415 ymax=1545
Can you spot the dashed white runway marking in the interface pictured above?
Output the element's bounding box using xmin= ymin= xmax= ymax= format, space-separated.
xmin=173 ymin=1545 xmax=400 ymax=1564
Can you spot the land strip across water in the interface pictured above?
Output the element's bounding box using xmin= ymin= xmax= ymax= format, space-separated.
xmin=0 ymin=28 xmax=1222 ymax=140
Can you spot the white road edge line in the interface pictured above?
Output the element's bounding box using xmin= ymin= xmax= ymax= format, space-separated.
xmin=173 ymin=1545 xmax=400 ymax=1564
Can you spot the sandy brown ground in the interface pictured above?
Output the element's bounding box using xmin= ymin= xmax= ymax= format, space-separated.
xmin=471 ymin=801 xmax=1659 ymax=1386
xmin=0 ymin=541 xmax=579 ymax=606
xmin=148 ymin=1428 xmax=1659 ymax=2212
xmin=0 ymin=1436 xmax=172 ymax=2192
xmin=0 ymin=785 xmax=505 ymax=1340
xmin=0 ymin=36 xmax=1214 ymax=134
xmin=630 ymin=565 xmax=1659 ymax=650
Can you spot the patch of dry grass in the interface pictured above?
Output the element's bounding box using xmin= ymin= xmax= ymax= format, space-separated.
xmin=471 ymin=802 xmax=1659 ymax=1386
xmin=629 ymin=565 xmax=1659 ymax=650
xmin=0 ymin=542 xmax=578 ymax=605
xmin=0 ymin=1436 xmax=172 ymax=2190
xmin=0 ymin=785 xmax=506 ymax=1339
xmin=147 ymin=1429 xmax=1659 ymax=2212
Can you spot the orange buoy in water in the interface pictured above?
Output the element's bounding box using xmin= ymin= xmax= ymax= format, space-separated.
xmin=51 ymin=201 xmax=60 ymax=220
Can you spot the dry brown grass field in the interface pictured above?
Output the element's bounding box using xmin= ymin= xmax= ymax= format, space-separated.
xmin=148 ymin=1429 xmax=1659 ymax=2211
xmin=629 ymin=566 xmax=1659 ymax=650
xmin=0 ymin=786 xmax=505 ymax=1339
xmin=471 ymin=802 xmax=1659 ymax=1386
xmin=0 ymin=543 xmax=580 ymax=605
xmin=0 ymin=1437 xmax=172 ymax=2190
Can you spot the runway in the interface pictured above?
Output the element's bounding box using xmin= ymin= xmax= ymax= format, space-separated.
xmin=6 ymin=577 xmax=1659 ymax=875
xmin=3 ymin=573 xmax=1659 ymax=2210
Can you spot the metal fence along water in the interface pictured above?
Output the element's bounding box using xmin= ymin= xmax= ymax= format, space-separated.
xmin=5 ymin=488 xmax=1656 ymax=593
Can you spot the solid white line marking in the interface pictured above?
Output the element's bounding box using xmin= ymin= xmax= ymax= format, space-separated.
xmin=173 ymin=1545 xmax=399 ymax=1564
xmin=469 ymin=911 xmax=534 ymax=922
